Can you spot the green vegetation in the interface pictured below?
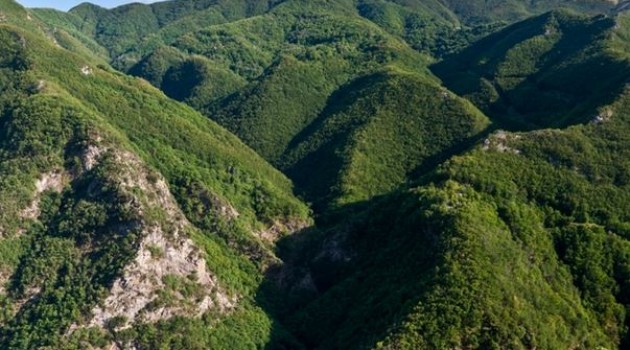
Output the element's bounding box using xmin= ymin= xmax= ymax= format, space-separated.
xmin=27 ymin=1 xmax=623 ymax=211
xmin=0 ymin=1 xmax=310 ymax=347
xmin=116 ymin=0 xmax=491 ymax=209
xmin=279 ymin=68 xmax=489 ymax=208
xmin=1 ymin=0 xmax=629 ymax=349
xmin=270 ymin=64 xmax=630 ymax=349
xmin=433 ymin=10 xmax=630 ymax=130
xmin=440 ymin=0 xmax=613 ymax=24
xmin=32 ymin=0 xmax=280 ymax=70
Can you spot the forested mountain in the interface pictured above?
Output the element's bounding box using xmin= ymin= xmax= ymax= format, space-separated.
xmin=0 ymin=1 xmax=310 ymax=348
xmin=0 ymin=0 xmax=628 ymax=348
xmin=433 ymin=9 xmax=630 ymax=129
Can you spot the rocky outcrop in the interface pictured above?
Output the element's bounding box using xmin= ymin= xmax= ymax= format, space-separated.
xmin=255 ymin=218 xmax=310 ymax=243
xmin=482 ymin=130 xmax=522 ymax=154
xmin=81 ymin=65 xmax=93 ymax=76
xmin=78 ymin=140 xmax=236 ymax=330
xmin=89 ymin=226 xmax=235 ymax=329
xmin=21 ymin=170 xmax=68 ymax=220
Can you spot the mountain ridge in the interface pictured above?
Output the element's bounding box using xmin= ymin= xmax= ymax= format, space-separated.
xmin=0 ymin=0 xmax=629 ymax=348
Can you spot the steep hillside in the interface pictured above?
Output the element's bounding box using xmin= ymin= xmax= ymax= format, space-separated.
xmin=29 ymin=0 xmax=620 ymax=210
xmin=30 ymin=0 xmax=621 ymax=210
xmin=0 ymin=2 xmax=312 ymax=348
xmin=32 ymin=0 xmax=283 ymax=69
xmin=258 ymin=8 xmax=630 ymax=350
xmin=269 ymin=45 xmax=630 ymax=350
xmin=30 ymin=0 xmax=618 ymax=64
xmin=125 ymin=0 xmax=492 ymax=209
xmin=433 ymin=10 xmax=630 ymax=130
xmin=278 ymin=68 xmax=489 ymax=208
xmin=355 ymin=0 xmax=613 ymax=55
xmin=3 ymin=0 xmax=630 ymax=349
xmin=375 ymin=82 xmax=630 ymax=348
xmin=440 ymin=0 xmax=614 ymax=23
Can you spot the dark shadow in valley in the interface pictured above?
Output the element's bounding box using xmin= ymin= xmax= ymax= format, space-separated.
xmin=431 ymin=12 xmax=630 ymax=132
xmin=278 ymin=73 xmax=391 ymax=212
xmin=255 ymin=191 xmax=447 ymax=349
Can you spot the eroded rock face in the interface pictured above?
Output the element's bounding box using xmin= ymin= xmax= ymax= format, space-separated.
xmin=255 ymin=218 xmax=310 ymax=243
xmin=81 ymin=65 xmax=93 ymax=76
xmin=21 ymin=170 xmax=68 ymax=220
xmin=482 ymin=130 xmax=522 ymax=154
xmin=70 ymin=138 xmax=237 ymax=330
xmin=10 ymin=132 xmax=241 ymax=339
xmin=89 ymin=226 xmax=235 ymax=329
xmin=82 ymin=144 xmax=107 ymax=171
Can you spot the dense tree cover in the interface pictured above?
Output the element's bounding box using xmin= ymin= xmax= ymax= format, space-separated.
xmin=278 ymin=68 xmax=489 ymax=208
xmin=27 ymin=0 xmax=622 ymax=211
xmin=440 ymin=0 xmax=613 ymax=24
xmin=116 ymin=0 xmax=491 ymax=209
xmin=32 ymin=0 xmax=282 ymax=70
xmin=433 ymin=10 xmax=630 ymax=130
xmin=33 ymin=0 xmax=619 ymax=211
xmin=0 ymin=5 xmax=310 ymax=348
xmin=356 ymin=0 xmax=506 ymax=56
xmin=2 ymin=160 xmax=142 ymax=349
xmin=268 ymin=72 xmax=630 ymax=349
xmin=2 ymin=0 xmax=630 ymax=349
xmin=30 ymin=0 xmax=617 ymax=66
xmin=257 ymin=6 xmax=630 ymax=350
